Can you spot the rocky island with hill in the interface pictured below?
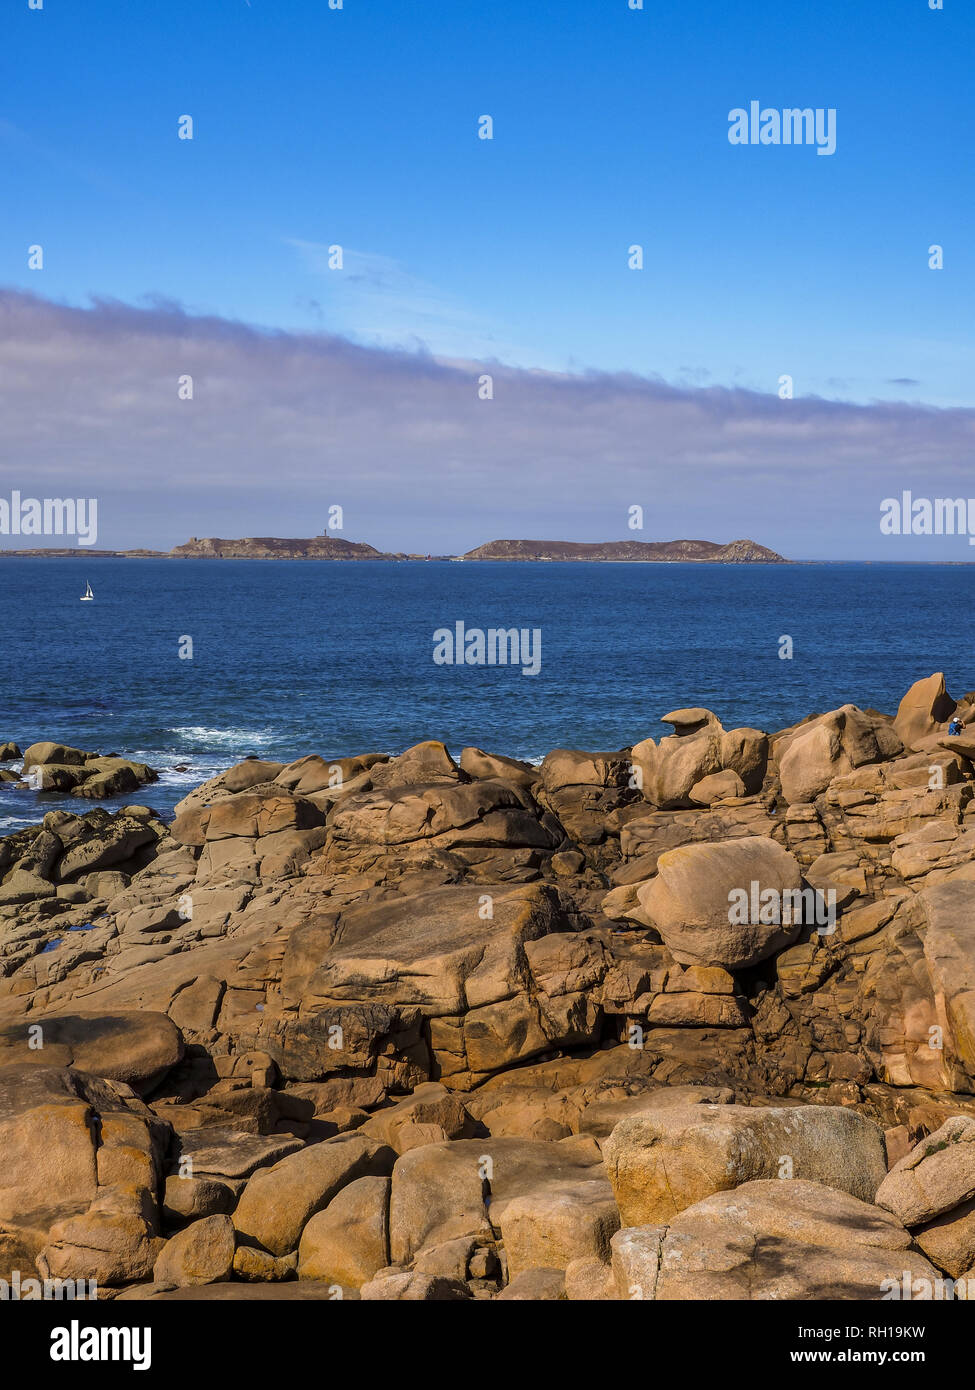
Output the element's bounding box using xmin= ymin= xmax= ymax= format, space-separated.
xmin=2 ymin=672 xmax=975 ymax=1302
xmin=459 ymin=537 xmax=787 ymax=563
xmin=0 ymin=535 xmax=788 ymax=563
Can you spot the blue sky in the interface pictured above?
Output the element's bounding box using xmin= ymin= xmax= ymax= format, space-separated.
xmin=3 ymin=0 xmax=972 ymax=405
xmin=1 ymin=1 xmax=974 ymax=558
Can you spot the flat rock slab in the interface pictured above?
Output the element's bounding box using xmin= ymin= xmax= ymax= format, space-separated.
xmin=117 ymin=1281 xmax=356 ymax=1300
xmin=579 ymin=1085 xmax=734 ymax=1141
xmin=611 ymin=1179 xmax=938 ymax=1303
xmin=0 ymin=1011 xmax=183 ymax=1092
xmin=174 ymin=1128 xmax=304 ymax=1180
xmin=282 ymin=882 xmax=570 ymax=1017
xmin=604 ymin=1102 xmax=888 ymax=1225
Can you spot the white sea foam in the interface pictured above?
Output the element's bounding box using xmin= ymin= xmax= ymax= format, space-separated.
xmin=166 ymin=726 xmax=276 ymax=748
xmin=130 ymin=748 xmax=227 ymax=770
xmin=156 ymin=766 xmax=226 ymax=786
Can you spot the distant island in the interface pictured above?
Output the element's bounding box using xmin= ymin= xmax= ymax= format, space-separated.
xmin=460 ymin=538 xmax=786 ymax=563
xmin=0 ymin=535 xmax=789 ymax=562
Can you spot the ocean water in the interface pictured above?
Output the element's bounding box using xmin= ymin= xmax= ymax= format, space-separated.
xmin=0 ymin=557 xmax=973 ymax=833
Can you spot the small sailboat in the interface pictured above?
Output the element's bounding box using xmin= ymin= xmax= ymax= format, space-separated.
xmin=80 ymin=581 xmax=93 ymax=602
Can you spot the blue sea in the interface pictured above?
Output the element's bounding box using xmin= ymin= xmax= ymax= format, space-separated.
xmin=1 ymin=557 xmax=973 ymax=834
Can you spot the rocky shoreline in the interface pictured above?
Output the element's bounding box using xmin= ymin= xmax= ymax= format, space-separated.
xmin=2 ymin=672 xmax=975 ymax=1301
xmin=0 ymin=741 xmax=157 ymax=803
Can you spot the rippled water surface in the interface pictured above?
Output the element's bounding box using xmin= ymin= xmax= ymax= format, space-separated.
xmin=1 ymin=558 xmax=972 ymax=832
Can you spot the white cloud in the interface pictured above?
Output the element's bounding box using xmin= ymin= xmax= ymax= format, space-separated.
xmin=2 ymin=287 xmax=975 ymax=559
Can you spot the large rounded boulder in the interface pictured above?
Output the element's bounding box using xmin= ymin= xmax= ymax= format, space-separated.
xmin=636 ymin=836 xmax=804 ymax=969
xmin=893 ymin=672 xmax=956 ymax=750
xmin=777 ymin=704 xmax=902 ymax=805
